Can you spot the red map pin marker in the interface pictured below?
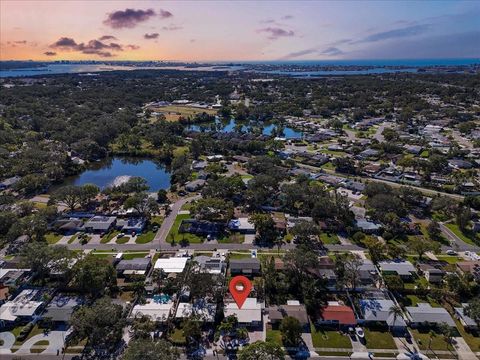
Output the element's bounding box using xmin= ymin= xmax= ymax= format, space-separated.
xmin=229 ymin=275 xmax=252 ymax=309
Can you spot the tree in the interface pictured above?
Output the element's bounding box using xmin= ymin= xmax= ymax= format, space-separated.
xmin=182 ymin=317 xmax=202 ymax=351
xmin=157 ymin=189 xmax=168 ymax=204
xmin=335 ymin=253 xmax=362 ymax=290
xmin=238 ymin=341 xmax=285 ymax=360
xmin=130 ymin=314 xmax=156 ymax=340
xmin=456 ymin=206 xmax=471 ymax=231
xmin=362 ymin=236 xmax=386 ymax=263
xmin=20 ymin=243 xmax=72 ymax=283
xmin=190 ymin=197 xmax=233 ymax=222
xmin=388 ymin=305 xmax=404 ymax=330
xmin=384 ymin=274 xmax=404 ymax=291
xmin=79 ymin=183 xmax=100 ymax=207
xmin=250 ymin=213 xmax=279 ymax=244
xmin=279 ymin=316 xmax=302 ymax=348
xmin=124 ymin=192 xmax=159 ymax=219
xmin=69 ymin=297 xmax=125 ymax=352
xmin=71 ymin=255 xmax=116 ymax=297
xmin=407 ymin=237 xmax=440 ymax=260
xmin=290 ymin=221 xmax=321 ymax=248
xmin=464 ymin=298 xmax=480 ymax=326
xmin=426 ymin=221 xmax=441 ymax=241
xmin=123 ymin=338 xmax=179 ymax=360
xmin=51 ymin=185 xmax=83 ymax=211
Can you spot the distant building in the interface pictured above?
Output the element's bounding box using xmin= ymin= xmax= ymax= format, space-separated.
xmin=268 ymin=301 xmax=309 ymax=330
xmin=83 ymin=216 xmax=116 ymax=233
xmin=406 ymin=303 xmax=455 ymax=328
xmin=230 ymin=258 xmax=261 ymax=277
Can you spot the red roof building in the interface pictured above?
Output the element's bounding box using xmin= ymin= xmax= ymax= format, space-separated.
xmin=318 ymin=304 xmax=356 ymax=327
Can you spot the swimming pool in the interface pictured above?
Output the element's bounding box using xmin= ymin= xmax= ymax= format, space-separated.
xmin=153 ymin=294 xmax=171 ymax=304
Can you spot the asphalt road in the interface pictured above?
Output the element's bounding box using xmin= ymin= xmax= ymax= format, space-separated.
xmin=440 ymin=222 xmax=480 ymax=251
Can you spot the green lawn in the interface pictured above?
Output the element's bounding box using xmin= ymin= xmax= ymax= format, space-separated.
xmin=229 ymin=252 xmax=252 ymax=260
xmin=136 ymin=231 xmax=156 ymax=244
xmin=169 ymin=328 xmax=186 ymax=345
xmin=166 ymin=214 xmax=204 ymax=244
xmin=266 ymin=330 xmax=283 ymax=346
xmin=13 ymin=325 xmax=44 ymax=345
xmin=44 ymin=232 xmax=62 ymax=244
xmin=454 ymin=319 xmax=480 ymax=351
xmin=310 ymin=325 xmax=352 ymax=349
xmin=410 ymin=329 xmax=454 ymax=351
xmin=445 ymin=223 xmax=479 ymax=246
xmin=100 ymin=230 xmax=120 ymax=244
xmin=115 ymin=235 xmax=130 ymax=244
xmin=123 ymin=252 xmax=150 ymax=260
xmin=320 ymin=232 xmax=340 ymax=245
xmin=217 ymin=233 xmax=245 ymax=244
xmin=364 ymin=329 xmax=396 ymax=349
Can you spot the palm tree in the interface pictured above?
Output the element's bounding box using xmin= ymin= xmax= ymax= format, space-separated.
xmin=388 ymin=305 xmax=404 ymax=331
xmin=273 ymin=235 xmax=285 ymax=255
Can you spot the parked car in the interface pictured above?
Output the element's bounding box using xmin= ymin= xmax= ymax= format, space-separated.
xmin=446 ymin=250 xmax=457 ymax=256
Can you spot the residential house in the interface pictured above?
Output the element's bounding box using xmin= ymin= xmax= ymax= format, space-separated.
xmin=454 ymin=304 xmax=478 ymax=331
xmin=267 ymin=300 xmax=309 ymax=331
xmin=42 ymin=295 xmax=84 ymax=324
xmin=358 ymin=259 xmax=379 ymax=287
xmin=116 ymin=258 xmax=151 ymax=277
xmin=456 ymin=261 xmax=480 ymax=282
xmin=378 ymin=261 xmax=416 ymax=280
xmin=228 ymin=218 xmax=255 ymax=234
xmin=83 ymin=216 xmax=116 ymax=234
xmin=359 ymin=299 xmax=407 ymax=333
xmin=406 ymin=303 xmax=455 ymax=328
xmin=185 ymin=179 xmax=206 ymax=192
xmin=0 ymin=176 xmax=21 ymax=190
xmin=230 ymin=258 xmax=261 ymax=277
xmin=193 ymin=255 xmax=226 ymax=275
xmin=417 ymin=264 xmax=444 ymax=284
xmin=356 ymin=220 xmax=382 ymax=234
xmin=50 ymin=218 xmax=83 ymax=234
xmin=130 ymin=298 xmax=174 ymax=323
xmin=116 ymin=218 xmax=146 ymax=234
xmin=0 ymin=289 xmax=45 ymax=325
xmin=224 ymin=298 xmax=263 ymax=328
xmin=154 ymin=257 xmax=188 ymax=274
xmin=0 ymin=268 xmax=30 ymax=287
xmin=176 ymin=299 xmax=216 ymax=323
xmin=317 ymin=302 xmax=356 ymax=329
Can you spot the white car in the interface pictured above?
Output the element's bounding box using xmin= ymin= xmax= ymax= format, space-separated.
xmin=446 ymin=250 xmax=457 ymax=256
xmin=465 ymin=251 xmax=480 ymax=260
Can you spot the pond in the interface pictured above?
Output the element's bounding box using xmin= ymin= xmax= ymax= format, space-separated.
xmin=186 ymin=118 xmax=303 ymax=139
xmin=66 ymin=157 xmax=171 ymax=191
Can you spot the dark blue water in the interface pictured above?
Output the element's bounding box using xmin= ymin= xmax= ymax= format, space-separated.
xmin=187 ymin=118 xmax=303 ymax=139
xmin=68 ymin=157 xmax=171 ymax=191
xmin=1 ymin=59 xmax=477 ymax=78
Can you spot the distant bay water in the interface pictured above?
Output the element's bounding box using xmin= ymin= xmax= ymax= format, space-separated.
xmin=0 ymin=59 xmax=478 ymax=78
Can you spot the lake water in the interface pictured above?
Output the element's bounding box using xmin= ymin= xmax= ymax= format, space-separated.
xmin=67 ymin=157 xmax=171 ymax=191
xmin=186 ymin=118 xmax=303 ymax=139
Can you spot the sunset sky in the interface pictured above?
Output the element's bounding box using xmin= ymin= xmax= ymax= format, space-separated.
xmin=1 ymin=0 xmax=479 ymax=61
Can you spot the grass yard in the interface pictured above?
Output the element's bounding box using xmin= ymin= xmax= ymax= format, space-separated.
xmin=320 ymin=232 xmax=340 ymax=244
xmin=266 ymin=330 xmax=283 ymax=346
xmin=217 ymin=233 xmax=245 ymax=244
xmin=310 ymin=325 xmax=352 ymax=349
xmin=454 ymin=319 xmax=480 ymax=351
xmin=363 ymin=329 xmax=396 ymax=349
xmin=149 ymin=105 xmax=217 ymax=122
xmin=166 ymin=214 xmax=204 ymax=244
xmin=123 ymin=252 xmax=150 ymax=260
xmin=45 ymin=232 xmax=62 ymax=244
xmin=169 ymin=327 xmax=186 ymax=345
xmin=410 ymin=329 xmax=453 ymax=351
xmin=136 ymin=231 xmax=156 ymax=244
xmin=445 ymin=223 xmax=479 ymax=246
xmin=229 ymin=252 xmax=252 ymax=260
xmin=100 ymin=230 xmax=120 ymax=244
xmin=115 ymin=235 xmax=130 ymax=244
xmin=13 ymin=325 xmax=44 ymax=345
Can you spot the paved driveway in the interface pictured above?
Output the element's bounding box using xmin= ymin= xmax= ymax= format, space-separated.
xmin=16 ymin=331 xmax=67 ymax=355
xmin=0 ymin=332 xmax=15 ymax=354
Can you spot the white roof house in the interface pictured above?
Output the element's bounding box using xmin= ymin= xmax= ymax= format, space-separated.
xmin=378 ymin=261 xmax=416 ymax=277
xmin=176 ymin=300 xmax=216 ymax=322
xmin=130 ymin=299 xmax=174 ymax=322
xmin=154 ymin=257 xmax=188 ymax=273
xmin=0 ymin=289 xmax=43 ymax=322
xmin=224 ymin=298 xmax=263 ymax=324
